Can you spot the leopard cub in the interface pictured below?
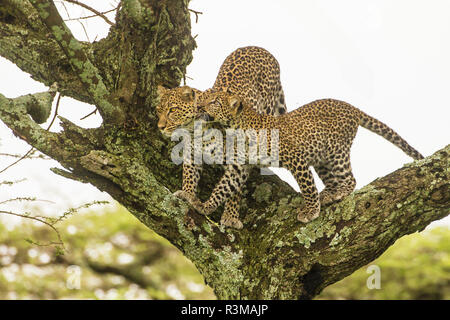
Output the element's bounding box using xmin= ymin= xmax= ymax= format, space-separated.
xmin=194 ymin=92 xmax=424 ymax=223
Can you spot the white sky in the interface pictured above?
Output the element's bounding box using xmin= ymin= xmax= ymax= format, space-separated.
xmin=0 ymin=0 xmax=449 ymax=227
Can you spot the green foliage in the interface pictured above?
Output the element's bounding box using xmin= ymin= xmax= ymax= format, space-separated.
xmin=318 ymin=227 xmax=450 ymax=300
xmin=0 ymin=204 xmax=448 ymax=299
xmin=0 ymin=205 xmax=214 ymax=299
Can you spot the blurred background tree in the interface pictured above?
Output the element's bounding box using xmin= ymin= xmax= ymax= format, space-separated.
xmin=0 ymin=204 xmax=448 ymax=300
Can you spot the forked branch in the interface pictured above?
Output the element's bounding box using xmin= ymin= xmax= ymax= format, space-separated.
xmin=29 ymin=0 xmax=124 ymax=123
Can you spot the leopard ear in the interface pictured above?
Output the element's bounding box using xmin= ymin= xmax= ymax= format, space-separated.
xmin=229 ymin=95 xmax=244 ymax=116
xmin=181 ymin=86 xmax=196 ymax=101
xmin=157 ymin=85 xmax=168 ymax=97
xmin=197 ymin=94 xmax=213 ymax=113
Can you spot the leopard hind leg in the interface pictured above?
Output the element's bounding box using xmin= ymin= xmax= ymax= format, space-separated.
xmin=221 ymin=193 xmax=244 ymax=229
xmin=317 ymin=151 xmax=356 ymax=206
xmin=287 ymin=158 xmax=321 ymax=223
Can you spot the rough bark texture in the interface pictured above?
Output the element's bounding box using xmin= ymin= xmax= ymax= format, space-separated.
xmin=1 ymin=0 xmax=449 ymax=299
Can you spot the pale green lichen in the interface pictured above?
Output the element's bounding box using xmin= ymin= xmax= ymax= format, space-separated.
xmin=275 ymin=196 xmax=297 ymax=218
xmin=294 ymin=227 xmax=315 ymax=249
xmin=160 ymin=193 xmax=189 ymax=218
xmin=33 ymin=1 xmax=50 ymax=19
xmin=50 ymin=25 xmax=65 ymax=42
xmin=122 ymin=0 xmax=144 ymax=24
xmin=68 ymin=38 xmax=81 ymax=57
xmin=11 ymin=91 xmax=53 ymax=124
xmin=202 ymin=221 xmax=213 ymax=235
xmin=190 ymin=235 xmax=244 ymax=299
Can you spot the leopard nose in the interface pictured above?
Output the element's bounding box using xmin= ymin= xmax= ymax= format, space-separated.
xmin=157 ymin=119 xmax=166 ymax=130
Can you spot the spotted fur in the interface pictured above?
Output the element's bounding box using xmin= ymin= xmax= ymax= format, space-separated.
xmin=195 ymin=92 xmax=424 ymax=223
xmin=157 ymin=46 xmax=287 ymax=229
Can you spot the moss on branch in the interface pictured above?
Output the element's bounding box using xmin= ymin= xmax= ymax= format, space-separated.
xmin=0 ymin=1 xmax=92 ymax=103
xmin=29 ymin=0 xmax=124 ymax=124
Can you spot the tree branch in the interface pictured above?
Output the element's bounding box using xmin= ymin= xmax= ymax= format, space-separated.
xmin=0 ymin=89 xmax=59 ymax=153
xmin=0 ymin=0 xmax=446 ymax=300
xmin=63 ymin=138 xmax=450 ymax=299
xmin=29 ymin=0 xmax=124 ymax=124
xmin=0 ymin=0 xmax=92 ymax=103
xmin=0 ymin=88 xmax=103 ymax=173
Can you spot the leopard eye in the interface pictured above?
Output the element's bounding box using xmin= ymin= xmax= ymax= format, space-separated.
xmin=168 ymin=106 xmax=179 ymax=113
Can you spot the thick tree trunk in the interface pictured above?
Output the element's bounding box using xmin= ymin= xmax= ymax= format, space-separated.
xmin=1 ymin=0 xmax=449 ymax=299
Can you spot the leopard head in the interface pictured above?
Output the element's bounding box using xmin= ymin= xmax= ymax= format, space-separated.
xmin=198 ymin=91 xmax=244 ymax=125
xmin=156 ymin=85 xmax=205 ymax=136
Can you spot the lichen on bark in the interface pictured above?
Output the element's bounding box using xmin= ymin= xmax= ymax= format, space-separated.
xmin=0 ymin=0 xmax=449 ymax=300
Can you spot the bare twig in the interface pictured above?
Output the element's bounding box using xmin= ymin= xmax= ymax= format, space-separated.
xmin=0 ymin=210 xmax=65 ymax=250
xmin=0 ymin=201 xmax=108 ymax=252
xmin=52 ymin=200 xmax=109 ymax=225
xmin=0 ymin=153 xmax=47 ymax=159
xmin=116 ymin=1 xmax=122 ymax=16
xmin=61 ymin=0 xmax=114 ymax=26
xmin=63 ymin=6 xmax=119 ymax=22
xmin=189 ymin=8 xmax=203 ymax=23
xmin=80 ymin=107 xmax=97 ymax=120
xmin=0 ymin=197 xmax=55 ymax=205
xmin=46 ymin=93 xmax=61 ymax=131
xmin=0 ymin=148 xmax=36 ymax=175
xmin=59 ymin=0 xmax=72 ymax=20
xmin=0 ymin=179 xmax=26 ymax=186
xmin=78 ymin=19 xmax=90 ymax=42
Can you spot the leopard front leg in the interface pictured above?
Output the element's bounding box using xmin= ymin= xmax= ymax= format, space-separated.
xmin=173 ymin=162 xmax=204 ymax=210
xmin=200 ymin=164 xmax=249 ymax=225
xmin=219 ymin=167 xmax=249 ymax=229
xmin=290 ymin=160 xmax=321 ymax=223
xmin=180 ymin=162 xmax=202 ymax=196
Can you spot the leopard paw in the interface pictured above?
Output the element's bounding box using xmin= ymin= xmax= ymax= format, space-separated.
xmin=173 ymin=190 xmax=201 ymax=208
xmin=319 ymin=190 xmax=337 ymax=206
xmin=220 ymin=216 xmax=243 ymax=229
xmin=297 ymin=204 xmax=320 ymax=223
xmin=173 ymin=190 xmax=195 ymax=202
xmin=173 ymin=190 xmax=214 ymax=216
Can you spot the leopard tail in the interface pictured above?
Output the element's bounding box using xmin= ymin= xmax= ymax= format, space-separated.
xmin=358 ymin=110 xmax=424 ymax=160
